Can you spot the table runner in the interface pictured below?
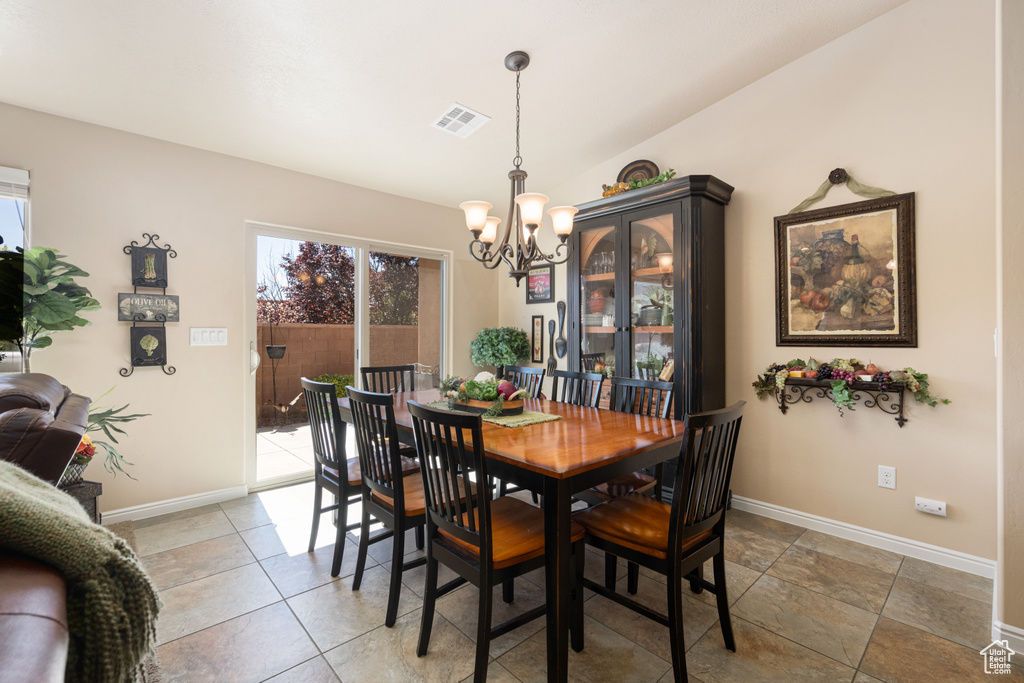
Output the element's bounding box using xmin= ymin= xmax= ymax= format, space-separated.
xmin=426 ymin=401 xmax=562 ymax=428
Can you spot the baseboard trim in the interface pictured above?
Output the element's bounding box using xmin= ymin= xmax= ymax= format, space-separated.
xmin=102 ymin=485 xmax=249 ymax=524
xmin=992 ymin=620 xmax=1024 ymax=653
xmin=730 ymin=495 xmax=996 ymax=579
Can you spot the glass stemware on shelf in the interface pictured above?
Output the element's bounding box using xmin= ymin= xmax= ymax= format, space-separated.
xmin=586 ymin=251 xmax=615 ymax=275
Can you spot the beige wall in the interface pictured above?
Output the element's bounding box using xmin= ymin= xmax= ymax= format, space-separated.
xmin=0 ymin=102 xmax=497 ymax=511
xmin=997 ymin=0 xmax=1024 ymax=631
xmin=501 ymin=0 xmax=998 ymax=559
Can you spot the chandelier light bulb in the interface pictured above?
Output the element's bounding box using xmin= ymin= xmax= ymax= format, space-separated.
xmin=514 ymin=193 xmax=549 ymax=226
xmin=459 ymin=201 xmax=492 ymax=232
xmin=547 ymin=206 xmax=578 ymax=238
xmin=480 ymin=216 xmax=500 ymax=245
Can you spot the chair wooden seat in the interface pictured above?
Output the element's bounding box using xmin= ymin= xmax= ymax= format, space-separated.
xmin=325 ymin=455 xmax=418 ymax=487
xmin=369 ymin=471 xmax=476 ymax=517
xmin=442 ymin=496 xmax=585 ymax=569
xmin=575 ymin=493 xmax=712 ymax=560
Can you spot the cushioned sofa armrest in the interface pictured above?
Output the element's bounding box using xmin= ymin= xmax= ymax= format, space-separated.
xmin=0 ymin=373 xmax=71 ymax=414
xmin=0 ymin=553 xmax=69 ymax=683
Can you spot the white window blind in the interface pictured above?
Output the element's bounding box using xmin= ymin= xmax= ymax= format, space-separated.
xmin=0 ymin=166 xmax=29 ymax=201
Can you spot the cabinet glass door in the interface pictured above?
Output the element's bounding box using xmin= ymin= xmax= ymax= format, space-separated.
xmin=578 ymin=224 xmax=617 ymax=378
xmin=627 ymin=212 xmax=675 ymax=381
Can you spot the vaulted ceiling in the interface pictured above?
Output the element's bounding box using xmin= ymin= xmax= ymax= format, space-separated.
xmin=0 ymin=0 xmax=908 ymax=208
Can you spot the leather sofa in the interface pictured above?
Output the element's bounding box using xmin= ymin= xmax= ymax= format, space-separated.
xmin=0 ymin=554 xmax=68 ymax=683
xmin=0 ymin=372 xmax=90 ymax=483
xmin=0 ymin=373 xmax=89 ymax=682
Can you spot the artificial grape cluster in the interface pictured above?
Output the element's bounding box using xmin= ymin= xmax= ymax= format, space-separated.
xmin=872 ymin=371 xmax=892 ymax=391
xmin=832 ymin=358 xmax=856 ymax=373
xmin=816 ymin=363 xmax=833 ymax=380
xmin=831 ymin=369 xmax=856 ymax=382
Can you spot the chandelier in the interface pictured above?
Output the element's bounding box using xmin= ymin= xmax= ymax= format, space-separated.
xmin=460 ymin=51 xmax=578 ymax=286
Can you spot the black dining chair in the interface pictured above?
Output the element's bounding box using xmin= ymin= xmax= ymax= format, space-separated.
xmin=579 ymin=376 xmax=674 ymax=504
xmin=575 ymin=401 xmax=746 ymax=683
xmin=361 ymin=364 xmax=416 ymax=393
xmin=301 ymin=378 xmax=364 ymax=577
xmin=500 ymin=365 xmax=545 ymax=399
xmin=409 ymin=401 xmax=586 ymax=682
xmin=348 ymin=387 xmax=451 ymax=626
xmin=549 ymin=369 xmax=605 ymax=408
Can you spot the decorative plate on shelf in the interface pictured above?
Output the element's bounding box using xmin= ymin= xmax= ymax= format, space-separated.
xmin=617 ymin=160 xmax=660 ymax=184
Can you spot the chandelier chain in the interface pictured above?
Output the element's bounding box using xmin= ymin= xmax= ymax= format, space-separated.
xmin=513 ymin=70 xmax=522 ymax=169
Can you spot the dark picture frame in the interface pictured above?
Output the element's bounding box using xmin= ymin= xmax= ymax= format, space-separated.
xmin=130 ymin=326 xmax=167 ymax=367
xmin=775 ymin=192 xmax=917 ymax=347
xmin=117 ymin=293 xmax=180 ymax=322
xmin=131 ymin=247 xmax=169 ymax=288
xmin=531 ymin=315 xmax=544 ymax=363
xmin=526 ymin=264 xmax=554 ymax=304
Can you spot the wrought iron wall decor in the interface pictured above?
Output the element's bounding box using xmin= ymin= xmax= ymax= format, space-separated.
xmin=120 ymin=233 xmax=177 ymax=376
xmin=775 ymin=377 xmax=908 ymax=427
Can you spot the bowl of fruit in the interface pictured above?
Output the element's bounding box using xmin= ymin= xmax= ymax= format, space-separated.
xmin=446 ymin=376 xmax=529 ymax=416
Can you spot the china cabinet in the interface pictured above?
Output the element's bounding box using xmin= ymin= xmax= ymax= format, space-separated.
xmin=567 ymin=175 xmax=734 ymax=420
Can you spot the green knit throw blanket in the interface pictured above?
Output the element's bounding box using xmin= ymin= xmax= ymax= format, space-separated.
xmin=0 ymin=461 xmax=161 ymax=682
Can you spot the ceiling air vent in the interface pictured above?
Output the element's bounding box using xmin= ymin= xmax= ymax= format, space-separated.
xmin=432 ymin=103 xmax=490 ymax=138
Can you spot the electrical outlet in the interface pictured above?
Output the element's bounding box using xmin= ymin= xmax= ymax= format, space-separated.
xmin=878 ymin=465 xmax=896 ymax=489
xmin=915 ymin=497 xmax=947 ymax=516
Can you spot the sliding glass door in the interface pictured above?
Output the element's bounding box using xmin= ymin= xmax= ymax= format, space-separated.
xmin=248 ymin=224 xmax=448 ymax=489
xmin=367 ymin=250 xmax=444 ymax=390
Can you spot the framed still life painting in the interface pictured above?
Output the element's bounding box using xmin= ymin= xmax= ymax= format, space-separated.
xmin=774 ymin=193 xmax=917 ymax=347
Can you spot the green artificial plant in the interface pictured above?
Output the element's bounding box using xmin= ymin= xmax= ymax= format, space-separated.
xmin=86 ymin=387 xmax=150 ymax=478
xmin=470 ymin=327 xmax=530 ymax=370
xmin=0 ymin=246 xmax=100 ymax=371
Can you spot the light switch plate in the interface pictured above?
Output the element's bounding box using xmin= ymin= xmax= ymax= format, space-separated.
xmin=190 ymin=327 xmax=227 ymax=346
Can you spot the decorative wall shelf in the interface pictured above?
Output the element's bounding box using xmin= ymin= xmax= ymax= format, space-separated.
xmin=776 ymin=377 xmax=908 ymax=427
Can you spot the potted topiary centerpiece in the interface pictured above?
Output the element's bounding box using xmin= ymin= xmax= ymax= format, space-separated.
xmin=470 ymin=326 xmax=530 ymax=376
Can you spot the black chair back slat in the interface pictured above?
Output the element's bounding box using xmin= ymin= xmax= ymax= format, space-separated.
xmin=609 ymin=376 xmax=674 ymax=418
xmin=361 ymin=364 xmax=416 ymax=393
xmin=301 ymin=378 xmax=346 ymax=469
xmin=347 ymin=386 xmax=405 ymax=509
xmin=500 ymin=365 xmax=545 ymax=399
xmin=669 ymin=402 xmax=745 ymax=543
xmin=549 ymin=370 xmax=605 ymax=408
xmin=409 ymin=401 xmax=492 ymax=562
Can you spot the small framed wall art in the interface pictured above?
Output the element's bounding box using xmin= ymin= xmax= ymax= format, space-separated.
xmin=117 ymin=293 xmax=180 ymax=322
xmin=526 ymin=264 xmax=554 ymax=304
xmin=129 ymin=326 xmax=167 ymax=367
xmin=531 ymin=315 xmax=544 ymax=363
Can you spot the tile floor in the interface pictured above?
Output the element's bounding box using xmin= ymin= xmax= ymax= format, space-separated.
xmin=255 ymin=424 xmax=315 ymax=480
xmin=131 ymin=483 xmax=1023 ymax=682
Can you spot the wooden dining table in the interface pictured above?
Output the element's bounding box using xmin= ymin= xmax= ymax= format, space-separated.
xmin=337 ymin=389 xmax=687 ymax=682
